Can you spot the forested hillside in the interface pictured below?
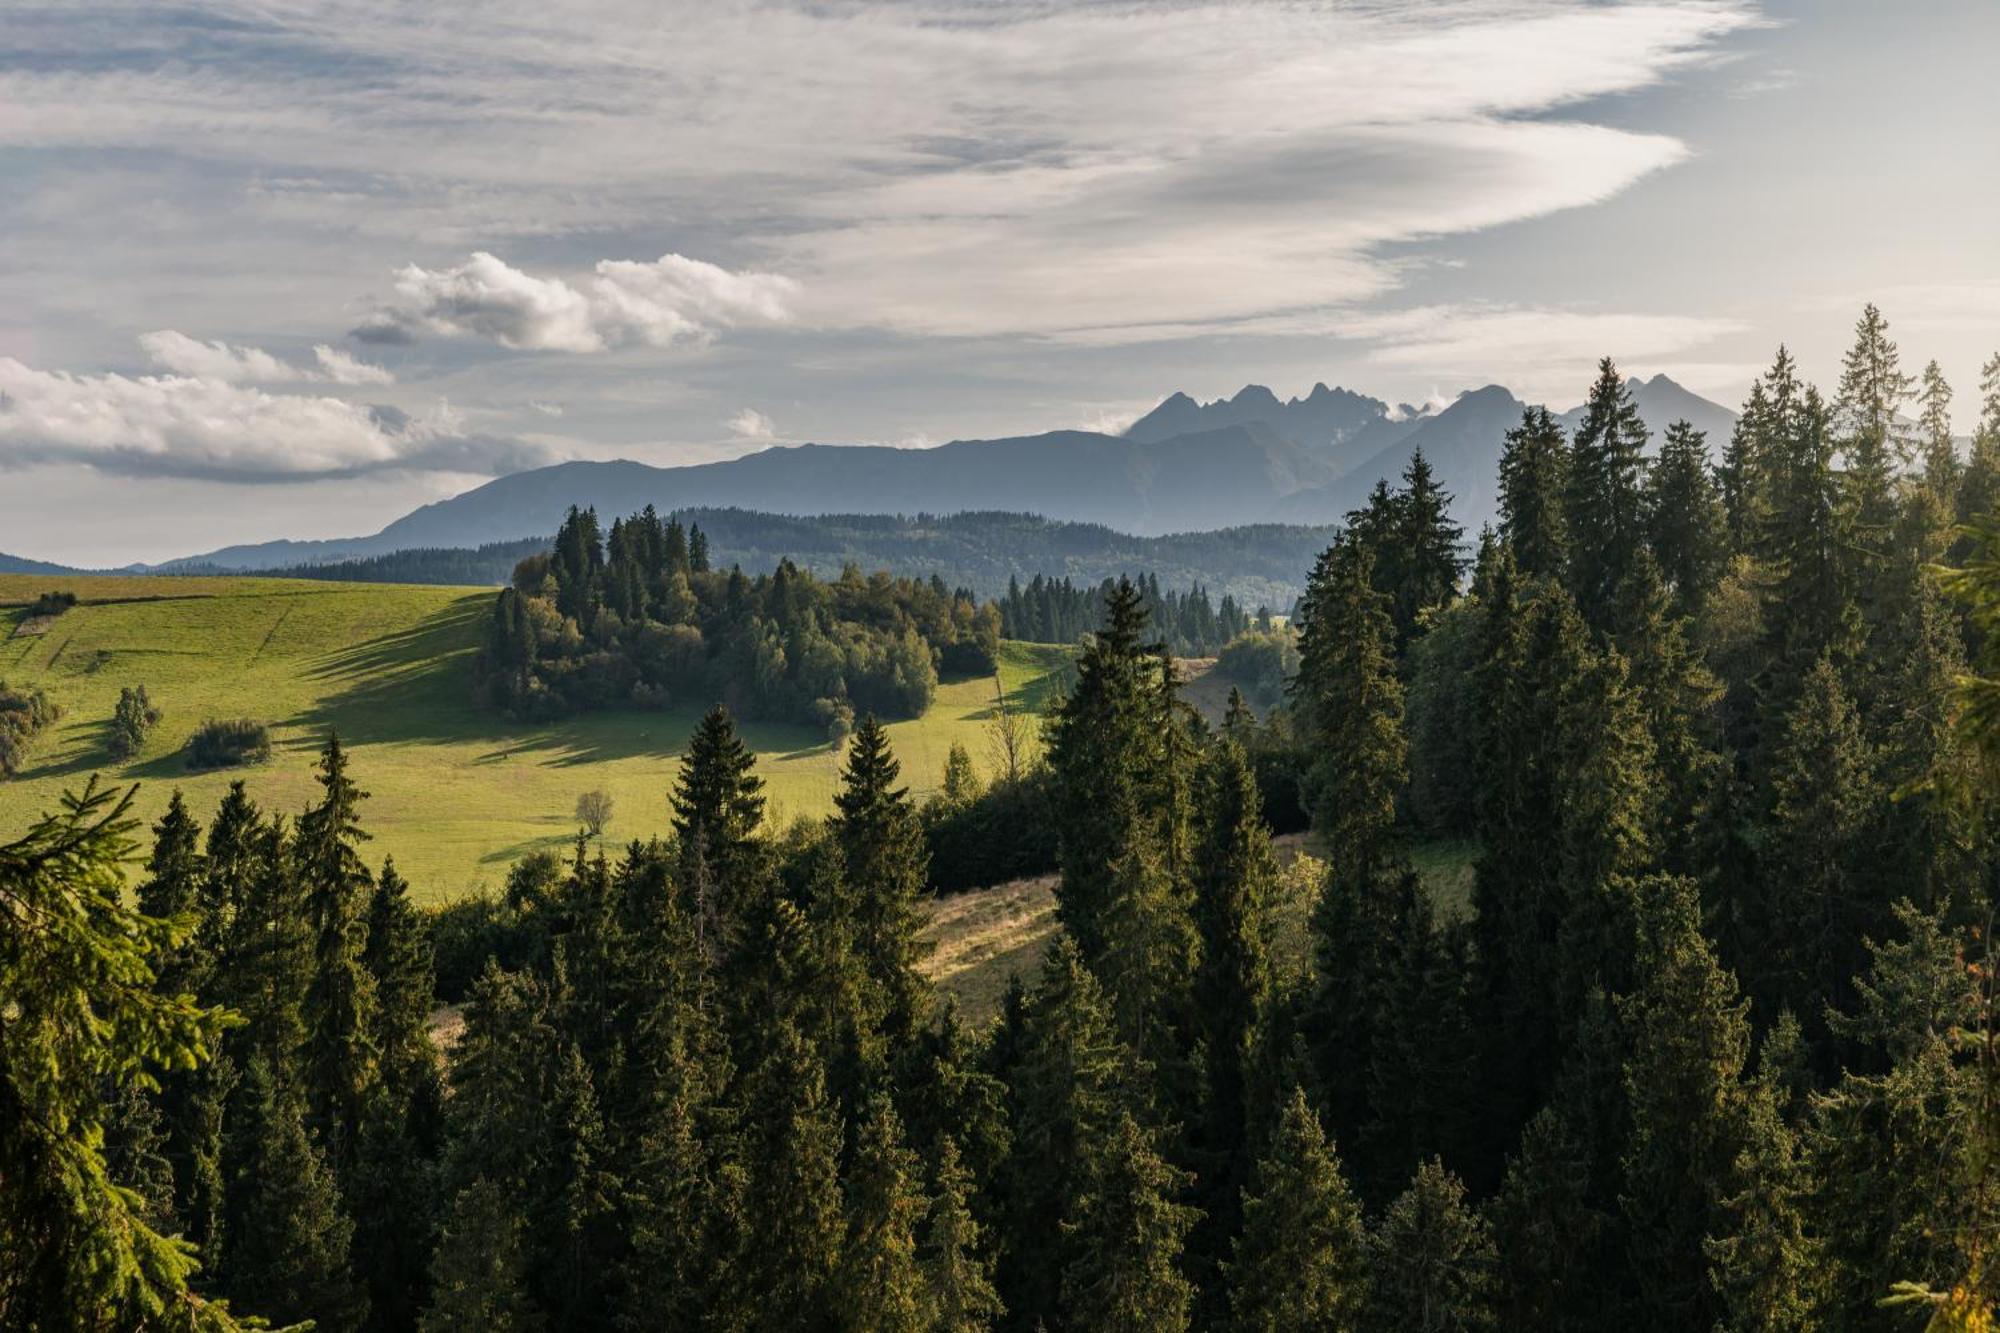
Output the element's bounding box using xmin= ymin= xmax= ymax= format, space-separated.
xmin=13 ymin=310 xmax=2000 ymax=1331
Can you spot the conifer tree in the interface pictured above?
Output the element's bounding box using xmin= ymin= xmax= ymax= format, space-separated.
xmin=1756 ymin=381 xmax=1861 ymax=727
xmin=1564 ymin=358 xmax=1652 ymax=628
xmin=923 ymin=1135 xmax=1004 ymax=1333
xmin=1615 ymin=876 xmax=1754 ymax=1329
xmin=1359 ymin=880 xmax=1476 ymax=1190
xmin=1720 ymin=379 xmax=1773 ymax=554
xmin=742 ymin=1020 xmax=846 ymax=1328
xmin=1704 ymin=1056 xmax=1824 ymax=1331
xmin=671 ymin=704 xmax=766 ymax=966
xmin=419 ymin=1178 xmax=545 ymax=1333
xmin=223 ymin=1056 xmax=368 ymax=1333
xmin=1497 ymin=406 xmax=1570 ymax=581
xmin=999 ymin=938 xmax=1128 ymax=1329
xmin=1363 ymin=1159 xmax=1496 ymax=1333
xmin=1227 ymin=1088 xmax=1368 ymax=1333
xmin=1612 ymin=553 xmax=1724 ymax=877
xmin=296 ymin=732 xmax=381 ymax=1157
xmin=1060 ymin=1109 xmax=1199 ymax=1333
xmin=1645 ymin=420 xmax=1728 ymax=616
xmin=1049 ymin=577 xmax=1166 ymax=963
xmin=1489 ymin=1104 xmax=1611 ymax=1331
xmin=834 ymin=714 xmax=934 ymax=1052
xmin=1386 ymin=448 xmax=1465 ymax=652
xmin=0 ymin=780 xmax=261 ymax=1331
xmin=1190 ymin=737 xmax=1277 ymax=1224
xmin=833 ymin=1095 xmax=930 ymax=1333
xmin=1918 ymin=358 xmax=1959 ymax=497
xmin=363 ymin=857 xmax=438 ymax=1110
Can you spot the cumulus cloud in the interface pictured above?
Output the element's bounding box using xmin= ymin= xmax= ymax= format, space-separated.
xmin=726 ymin=408 xmax=777 ymax=441
xmin=139 ymin=329 xmax=395 ymax=386
xmin=355 ymin=251 xmax=800 ymax=352
xmin=0 ymin=358 xmax=552 ymax=481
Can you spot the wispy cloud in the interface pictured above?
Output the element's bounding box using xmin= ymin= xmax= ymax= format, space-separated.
xmin=726 ymin=408 xmax=778 ymax=441
xmin=353 ymin=251 xmax=800 ymax=352
xmin=140 ymin=329 xmax=395 ymax=385
xmin=0 ymin=358 xmax=551 ymax=481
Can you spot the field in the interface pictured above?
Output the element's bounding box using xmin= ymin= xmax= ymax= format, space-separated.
xmin=0 ymin=574 xmax=1073 ymax=901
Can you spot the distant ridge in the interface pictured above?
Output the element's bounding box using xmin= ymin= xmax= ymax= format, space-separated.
xmin=0 ymin=552 xmax=83 ymax=576
xmin=143 ymin=372 xmax=1736 ymax=573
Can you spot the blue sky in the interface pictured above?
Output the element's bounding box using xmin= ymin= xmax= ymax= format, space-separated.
xmin=2 ymin=0 xmax=1995 ymax=564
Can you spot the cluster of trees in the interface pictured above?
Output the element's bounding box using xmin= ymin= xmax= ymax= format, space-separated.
xmin=186 ymin=718 xmax=271 ymax=771
xmin=14 ymin=304 xmax=2000 ymax=1330
xmin=109 ymin=683 xmax=162 ymax=759
xmin=476 ymin=506 xmax=1001 ymax=733
xmin=27 ymin=589 xmax=77 ymax=617
xmin=0 ymin=679 xmax=60 ymax=776
xmin=996 ymin=571 xmax=1270 ymax=657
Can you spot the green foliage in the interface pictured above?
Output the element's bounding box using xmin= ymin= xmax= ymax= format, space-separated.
xmin=1498 ymin=406 xmax=1570 ymax=581
xmin=1364 ymin=1159 xmax=1496 ymax=1333
xmin=186 ymin=718 xmax=272 ymax=771
xmin=1564 ymin=358 xmax=1652 ymax=629
xmin=1228 ymin=1088 xmax=1368 ymax=1333
xmin=1060 ymin=1110 xmax=1200 ymax=1333
xmin=0 ymin=677 xmax=61 ymax=776
xmin=110 ymin=683 xmax=163 ymax=759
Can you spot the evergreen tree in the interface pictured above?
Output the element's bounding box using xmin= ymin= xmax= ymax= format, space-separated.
xmin=741 ymin=1020 xmax=846 ymax=1329
xmin=833 ymin=1095 xmax=930 ymax=1333
xmin=1227 ymin=1088 xmax=1368 ymax=1333
xmin=1049 ymin=577 xmax=1167 ymax=964
xmin=0 ymin=781 xmax=260 ymax=1331
xmin=1756 ymin=381 xmax=1860 ymax=730
xmin=671 ymin=704 xmax=767 ymax=967
xmin=923 ymin=1135 xmax=1004 ymax=1333
xmin=1386 ymin=448 xmax=1465 ymax=651
xmin=1060 ymin=1110 xmax=1199 ymax=1333
xmin=1918 ymin=358 xmax=1959 ymax=497
xmin=1497 ymin=406 xmax=1570 ymax=581
xmin=1363 ymin=1159 xmax=1496 ymax=1333
xmin=419 ymin=1178 xmax=545 ymax=1333
xmin=223 ymin=1056 xmax=367 ymax=1333
xmin=1645 ymin=420 xmax=1728 ymax=616
xmin=296 ymin=732 xmax=381 ymax=1158
xmin=1720 ymin=379 xmax=1773 ymax=553
xmin=834 ymin=715 xmax=934 ymax=1054
xmin=1612 ymin=552 xmax=1725 ymax=878
xmin=1564 ymin=358 xmax=1652 ymax=628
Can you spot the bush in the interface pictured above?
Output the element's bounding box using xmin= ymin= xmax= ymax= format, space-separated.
xmin=186 ymin=718 xmax=271 ymax=770
xmin=27 ymin=590 xmax=77 ymax=618
xmin=811 ymin=696 xmax=855 ymax=745
xmin=107 ymin=685 xmax=161 ymax=760
xmin=1212 ymin=628 xmax=1299 ymax=713
xmin=0 ymin=681 xmax=61 ymax=777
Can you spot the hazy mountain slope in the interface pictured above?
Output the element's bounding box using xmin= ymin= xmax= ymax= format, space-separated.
xmin=1125 ymin=381 xmax=1432 ymax=458
xmin=1557 ymin=373 xmax=1739 ymax=448
xmin=0 ymin=552 xmax=81 ymax=575
xmin=174 ymin=423 xmax=1342 ymax=568
xmin=1271 ymin=385 xmax=1528 ymax=529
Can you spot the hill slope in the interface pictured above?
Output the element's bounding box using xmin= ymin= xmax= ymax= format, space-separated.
xmin=0 ymin=574 xmax=1071 ymax=899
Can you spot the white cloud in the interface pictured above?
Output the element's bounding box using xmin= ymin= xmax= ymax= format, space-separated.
xmin=312 ymin=344 xmax=396 ymax=385
xmin=727 ymin=408 xmax=777 ymax=441
xmin=138 ymin=330 xmax=298 ymax=383
xmin=139 ymin=329 xmax=395 ymax=386
xmin=0 ymin=358 xmax=552 ymax=480
xmin=356 ymin=251 xmax=800 ymax=352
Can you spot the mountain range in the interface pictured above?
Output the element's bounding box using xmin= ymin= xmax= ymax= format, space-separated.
xmin=22 ymin=373 xmax=1737 ymax=573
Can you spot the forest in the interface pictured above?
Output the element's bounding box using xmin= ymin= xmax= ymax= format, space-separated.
xmin=474 ymin=506 xmax=1001 ymax=732
xmin=11 ymin=307 xmax=2000 ymax=1331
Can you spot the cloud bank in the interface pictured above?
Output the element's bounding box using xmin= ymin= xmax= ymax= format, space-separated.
xmin=140 ymin=330 xmax=395 ymax=385
xmin=354 ymin=251 xmax=800 ymax=352
xmin=0 ymin=358 xmax=552 ymax=481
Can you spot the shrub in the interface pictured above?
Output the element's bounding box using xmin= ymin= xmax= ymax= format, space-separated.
xmin=107 ymin=685 xmax=162 ymax=760
xmin=0 ymin=681 xmax=61 ymax=777
xmin=810 ymin=696 xmax=855 ymax=745
xmin=1212 ymin=628 xmax=1299 ymax=713
xmin=186 ymin=717 xmax=271 ymax=770
xmin=27 ymin=590 xmax=77 ymax=618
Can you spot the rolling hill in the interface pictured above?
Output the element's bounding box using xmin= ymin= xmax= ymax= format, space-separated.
xmin=0 ymin=574 xmax=1072 ymax=900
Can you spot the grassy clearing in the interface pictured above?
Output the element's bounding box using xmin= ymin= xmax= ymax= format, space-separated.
xmin=0 ymin=574 xmax=1072 ymax=902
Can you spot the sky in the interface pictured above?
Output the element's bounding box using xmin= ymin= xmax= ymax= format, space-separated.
xmin=1 ymin=0 xmax=1996 ymax=566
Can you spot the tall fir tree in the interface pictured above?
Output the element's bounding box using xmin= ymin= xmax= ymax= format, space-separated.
xmin=1497 ymin=406 xmax=1570 ymax=582
xmin=1059 ymin=1110 xmax=1200 ymax=1333
xmin=832 ymin=1095 xmax=930 ymax=1333
xmin=671 ymin=704 xmax=767 ymax=968
xmin=741 ymin=1019 xmax=846 ymax=1330
xmin=1563 ymin=357 xmax=1652 ymax=629
xmin=1227 ymin=1087 xmax=1369 ymax=1333
xmin=296 ymin=732 xmax=381 ymax=1159
xmin=1645 ymin=420 xmax=1728 ymax=617
xmin=833 ymin=715 xmax=934 ymax=1057
xmin=1386 ymin=448 xmax=1466 ymax=652
xmin=1363 ymin=1159 xmax=1496 ymax=1333
xmin=922 ymin=1135 xmax=1004 ymax=1333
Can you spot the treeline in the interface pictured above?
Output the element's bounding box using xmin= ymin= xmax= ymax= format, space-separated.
xmin=474 ymin=505 xmax=1001 ymax=732
xmin=252 ymin=509 xmax=1336 ymax=609
xmin=995 ymin=571 xmax=1268 ymax=657
xmin=15 ymin=305 xmax=2000 ymax=1331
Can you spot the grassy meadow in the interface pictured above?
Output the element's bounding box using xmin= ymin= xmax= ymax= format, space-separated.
xmin=0 ymin=573 xmax=1072 ymax=902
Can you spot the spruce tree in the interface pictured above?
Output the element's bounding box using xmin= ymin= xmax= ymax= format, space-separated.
xmin=1498 ymin=406 xmax=1570 ymax=581
xmin=923 ymin=1135 xmax=1004 ymax=1333
xmin=833 ymin=1095 xmax=929 ymax=1333
xmin=1387 ymin=448 xmax=1465 ymax=652
xmin=0 ymin=781 xmax=258 ymax=1331
xmin=1227 ymin=1088 xmax=1368 ymax=1333
xmin=1059 ymin=1110 xmax=1199 ymax=1333
xmin=1720 ymin=378 xmax=1773 ymax=554
xmin=296 ymin=732 xmax=381 ymax=1158
xmin=1564 ymin=358 xmax=1652 ymax=628
xmin=834 ymin=715 xmax=934 ymax=1053
xmin=1645 ymin=420 xmax=1727 ymax=617
xmin=671 ymin=704 xmax=767 ymax=967
xmin=1363 ymin=1159 xmax=1496 ymax=1333
xmin=1918 ymin=358 xmax=1959 ymax=497
xmin=223 ymin=1056 xmax=368 ymax=1333
xmin=741 ymin=1020 xmax=846 ymax=1329
xmin=1612 ymin=552 xmax=1724 ymax=878
xmin=419 ymin=1178 xmax=545 ymax=1333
